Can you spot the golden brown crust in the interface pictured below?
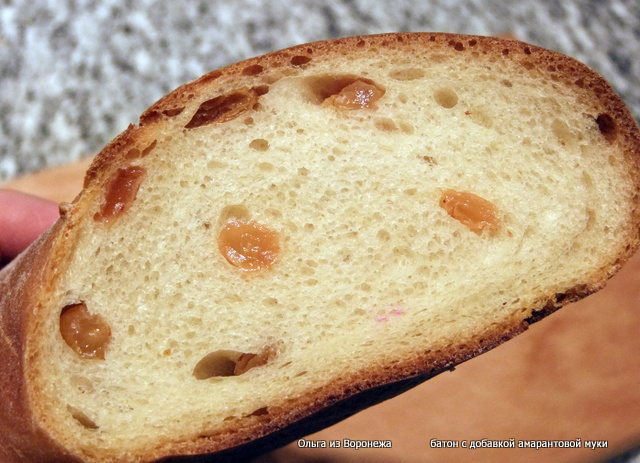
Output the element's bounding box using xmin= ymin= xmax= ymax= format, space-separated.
xmin=0 ymin=222 xmax=84 ymax=462
xmin=1 ymin=33 xmax=640 ymax=462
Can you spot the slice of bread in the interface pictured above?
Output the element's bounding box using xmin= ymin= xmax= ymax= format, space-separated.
xmin=1 ymin=32 xmax=639 ymax=462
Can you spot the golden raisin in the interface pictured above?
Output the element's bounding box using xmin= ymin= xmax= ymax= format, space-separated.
xmin=185 ymin=88 xmax=262 ymax=128
xmin=60 ymin=303 xmax=111 ymax=360
xmin=94 ymin=166 xmax=146 ymax=224
xmin=218 ymin=220 xmax=280 ymax=271
xmin=325 ymin=79 xmax=385 ymax=109
xmin=440 ymin=189 xmax=500 ymax=235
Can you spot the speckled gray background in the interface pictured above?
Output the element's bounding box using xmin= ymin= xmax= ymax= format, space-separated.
xmin=1 ymin=1 xmax=640 ymax=460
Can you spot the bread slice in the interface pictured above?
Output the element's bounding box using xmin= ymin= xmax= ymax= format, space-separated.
xmin=1 ymin=32 xmax=639 ymax=462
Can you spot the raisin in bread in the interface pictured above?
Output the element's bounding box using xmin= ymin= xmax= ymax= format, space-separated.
xmin=1 ymin=33 xmax=639 ymax=463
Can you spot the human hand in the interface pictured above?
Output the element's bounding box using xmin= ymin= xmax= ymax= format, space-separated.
xmin=0 ymin=189 xmax=60 ymax=267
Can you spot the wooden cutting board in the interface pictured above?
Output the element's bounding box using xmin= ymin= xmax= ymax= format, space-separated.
xmin=4 ymin=158 xmax=640 ymax=462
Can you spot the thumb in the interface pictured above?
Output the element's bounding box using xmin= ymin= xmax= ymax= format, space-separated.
xmin=0 ymin=189 xmax=60 ymax=265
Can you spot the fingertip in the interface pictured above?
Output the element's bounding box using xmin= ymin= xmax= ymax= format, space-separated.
xmin=0 ymin=189 xmax=60 ymax=264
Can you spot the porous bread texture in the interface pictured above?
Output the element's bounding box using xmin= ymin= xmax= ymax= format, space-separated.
xmin=13 ymin=33 xmax=640 ymax=462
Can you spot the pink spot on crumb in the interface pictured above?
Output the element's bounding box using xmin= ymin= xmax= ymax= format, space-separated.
xmin=377 ymin=307 xmax=404 ymax=322
xmin=376 ymin=306 xmax=404 ymax=323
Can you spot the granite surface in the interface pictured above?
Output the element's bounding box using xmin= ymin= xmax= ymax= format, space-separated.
xmin=1 ymin=1 xmax=639 ymax=461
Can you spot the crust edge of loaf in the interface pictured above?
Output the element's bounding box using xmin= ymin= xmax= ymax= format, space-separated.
xmin=0 ymin=220 xmax=86 ymax=463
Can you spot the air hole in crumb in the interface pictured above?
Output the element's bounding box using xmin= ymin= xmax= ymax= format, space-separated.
xmin=67 ymin=405 xmax=98 ymax=429
xmin=374 ymin=117 xmax=398 ymax=132
xmin=468 ymin=108 xmax=494 ymax=128
xmin=207 ymin=160 xmax=226 ymax=169
xmin=551 ymin=119 xmax=575 ymax=146
xmin=399 ymin=122 xmax=414 ymax=134
xmin=193 ymin=350 xmax=239 ymax=378
xmin=596 ymin=113 xmax=617 ymax=143
xmin=266 ymin=208 xmax=282 ymax=219
xmin=163 ymin=107 xmax=184 ymax=117
xmin=389 ymin=68 xmax=426 ymax=81
xmin=234 ymin=351 xmax=270 ymax=375
xmin=242 ymin=64 xmax=264 ymax=76
xmin=290 ymin=55 xmax=312 ymax=66
xmin=258 ymin=162 xmax=275 ymax=171
xmin=253 ymin=85 xmax=270 ymax=96
xmin=193 ymin=348 xmax=275 ymax=379
xmin=139 ymin=106 xmax=185 ymax=125
xmin=70 ymin=375 xmax=94 ymax=393
xmin=448 ymin=40 xmax=464 ymax=51
xmin=219 ymin=204 xmax=250 ymax=224
xmin=586 ymin=208 xmax=596 ymax=231
xmin=247 ymin=407 xmax=270 ymax=418
xmin=141 ymin=140 xmax=157 ymax=157
xmin=434 ymin=88 xmax=458 ymax=108
xmin=126 ymin=148 xmax=140 ymax=159
xmin=250 ymin=139 xmax=270 ymax=151
xmin=377 ymin=229 xmax=391 ymax=241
